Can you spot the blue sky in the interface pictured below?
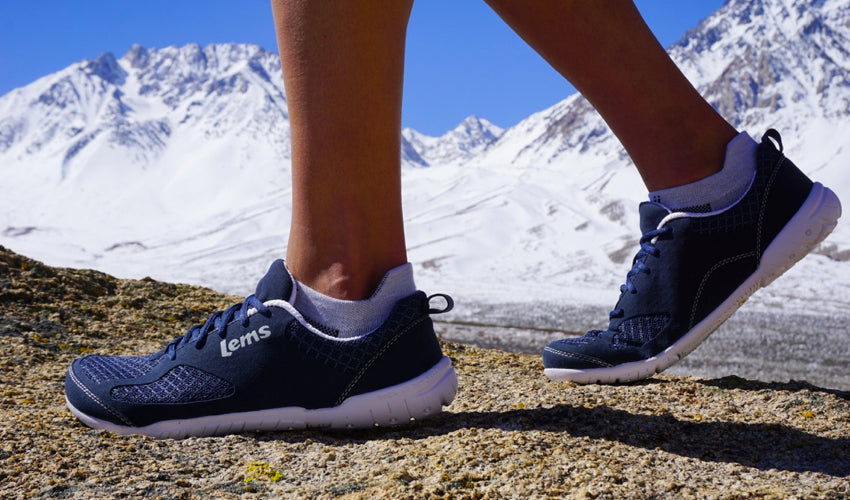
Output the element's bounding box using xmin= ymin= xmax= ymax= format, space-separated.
xmin=0 ymin=1 xmax=724 ymax=136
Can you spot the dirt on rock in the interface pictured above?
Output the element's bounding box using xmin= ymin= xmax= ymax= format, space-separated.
xmin=1 ymin=246 xmax=848 ymax=499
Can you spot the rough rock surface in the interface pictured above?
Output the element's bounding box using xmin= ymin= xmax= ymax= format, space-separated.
xmin=1 ymin=246 xmax=848 ymax=499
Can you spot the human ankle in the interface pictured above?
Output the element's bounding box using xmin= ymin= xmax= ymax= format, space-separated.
xmin=286 ymin=259 xmax=405 ymax=300
xmin=639 ymin=122 xmax=739 ymax=191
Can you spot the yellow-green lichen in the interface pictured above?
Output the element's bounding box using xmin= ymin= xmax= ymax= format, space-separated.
xmin=244 ymin=462 xmax=284 ymax=483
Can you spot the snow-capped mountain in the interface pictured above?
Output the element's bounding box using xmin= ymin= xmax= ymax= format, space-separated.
xmin=402 ymin=116 xmax=504 ymax=167
xmin=477 ymin=0 xmax=850 ymax=192
xmin=1 ymin=43 xmax=292 ymax=170
xmin=467 ymin=0 xmax=850 ymax=266
xmin=2 ymin=0 xmax=849 ymax=331
xmin=0 ymin=40 xmax=518 ymax=298
xmin=0 ymin=43 xmax=293 ymax=252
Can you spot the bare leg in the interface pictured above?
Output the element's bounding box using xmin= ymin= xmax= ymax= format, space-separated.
xmin=484 ymin=0 xmax=738 ymax=191
xmin=271 ymin=0 xmax=413 ymax=299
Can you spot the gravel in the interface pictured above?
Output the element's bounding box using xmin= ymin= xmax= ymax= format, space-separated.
xmin=1 ymin=246 xmax=848 ymax=499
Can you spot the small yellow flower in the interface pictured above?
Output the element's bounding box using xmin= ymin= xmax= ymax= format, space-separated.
xmin=801 ymin=411 xmax=815 ymax=419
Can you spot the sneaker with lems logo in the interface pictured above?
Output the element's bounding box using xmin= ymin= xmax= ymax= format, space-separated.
xmin=64 ymin=260 xmax=458 ymax=438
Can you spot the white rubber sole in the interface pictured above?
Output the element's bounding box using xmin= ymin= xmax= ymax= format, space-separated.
xmin=545 ymin=183 xmax=842 ymax=384
xmin=67 ymin=356 xmax=458 ymax=439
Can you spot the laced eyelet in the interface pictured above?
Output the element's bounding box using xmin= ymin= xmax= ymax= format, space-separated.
xmin=615 ymin=226 xmax=671 ymax=301
xmin=165 ymin=294 xmax=267 ymax=359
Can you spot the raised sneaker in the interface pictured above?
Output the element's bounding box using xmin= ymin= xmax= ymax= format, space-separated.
xmin=543 ymin=130 xmax=842 ymax=384
xmin=65 ymin=260 xmax=458 ymax=438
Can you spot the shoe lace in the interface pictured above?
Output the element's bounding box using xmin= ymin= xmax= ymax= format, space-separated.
xmin=609 ymin=226 xmax=672 ymax=320
xmin=165 ymin=294 xmax=271 ymax=359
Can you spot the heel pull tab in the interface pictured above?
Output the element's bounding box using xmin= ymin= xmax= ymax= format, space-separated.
xmin=427 ymin=294 xmax=454 ymax=314
xmin=762 ymin=129 xmax=784 ymax=153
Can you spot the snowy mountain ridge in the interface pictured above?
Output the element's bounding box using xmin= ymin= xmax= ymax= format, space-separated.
xmin=402 ymin=116 xmax=504 ymax=167
xmin=2 ymin=0 xmax=849 ymax=328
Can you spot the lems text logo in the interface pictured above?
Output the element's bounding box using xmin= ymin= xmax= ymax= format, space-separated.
xmin=220 ymin=325 xmax=272 ymax=357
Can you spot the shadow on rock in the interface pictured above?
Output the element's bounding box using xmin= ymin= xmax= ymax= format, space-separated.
xmin=264 ymin=401 xmax=849 ymax=478
xmin=697 ymin=375 xmax=850 ymax=400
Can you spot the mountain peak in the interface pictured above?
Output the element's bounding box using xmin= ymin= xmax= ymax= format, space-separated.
xmin=454 ymin=115 xmax=503 ymax=137
xmin=402 ymin=115 xmax=504 ymax=167
xmin=124 ymin=44 xmax=150 ymax=69
xmin=85 ymin=52 xmax=126 ymax=85
xmin=667 ymin=0 xmax=850 ymax=126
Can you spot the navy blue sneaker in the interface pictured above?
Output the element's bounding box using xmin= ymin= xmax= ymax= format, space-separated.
xmin=543 ymin=130 xmax=841 ymax=384
xmin=65 ymin=261 xmax=458 ymax=438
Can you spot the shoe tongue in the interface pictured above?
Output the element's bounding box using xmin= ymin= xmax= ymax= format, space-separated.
xmin=638 ymin=202 xmax=671 ymax=234
xmin=254 ymin=260 xmax=295 ymax=302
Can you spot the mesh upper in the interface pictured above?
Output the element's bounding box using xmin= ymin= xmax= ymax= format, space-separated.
xmin=110 ymin=365 xmax=234 ymax=404
xmin=613 ymin=314 xmax=670 ymax=347
xmin=559 ymin=330 xmax=604 ymax=345
xmin=676 ymin=203 xmax=713 ymax=214
xmin=78 ymin=354 xmax=161 ymax=384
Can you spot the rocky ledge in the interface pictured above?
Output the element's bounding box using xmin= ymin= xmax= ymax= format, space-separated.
xmin=1 ymin=246 xmax=848 ymax=499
